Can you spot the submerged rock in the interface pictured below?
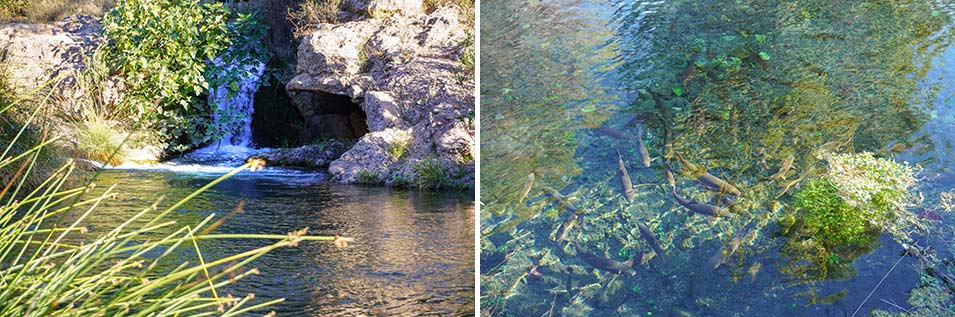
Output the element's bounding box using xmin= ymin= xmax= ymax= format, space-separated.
xmin=288 ymin=6 xmax=474 ymax=187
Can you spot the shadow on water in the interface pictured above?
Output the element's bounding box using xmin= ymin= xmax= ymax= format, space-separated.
xmin=72 ymin=169 xmax=474 ymax=316
xmin=481 ymin=0 xmax=955 ymax=315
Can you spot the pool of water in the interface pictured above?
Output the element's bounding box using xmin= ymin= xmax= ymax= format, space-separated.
xmin=74 ymin=166 xmax=474 ymax=316
xmin=481 ymin=0 xmax=955 ymax=316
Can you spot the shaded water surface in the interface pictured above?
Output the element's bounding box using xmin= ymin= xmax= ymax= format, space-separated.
xmin=80 ymin=168 xmax=474 ymax=316
xmin=482 ymin=0 xmax=955 ymax=316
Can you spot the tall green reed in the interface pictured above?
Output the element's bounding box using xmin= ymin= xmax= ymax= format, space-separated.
xmin=0 ymin=79 xmax=351 ymax=316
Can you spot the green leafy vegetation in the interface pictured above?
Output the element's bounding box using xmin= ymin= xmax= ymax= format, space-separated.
xmin=780 ymin=152 xmax=920 ymax=282
xmin=102 ymin=0 xmax=269 ymax=151
xmin=387 ymin=140 xmax=407 ymax=159
xmin=793 ymin=179 xmax=871 ymax=247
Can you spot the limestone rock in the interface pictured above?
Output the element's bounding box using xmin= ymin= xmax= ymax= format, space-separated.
xmin=0 ymin=15 xmax=106 ymax=116
xmin=328 ymin=128 xmax=411 ymax=182
xmin=251 ymin=140 xmax=352 ymax=168
xmin=288 ymin=7 xmax=474 ymax=187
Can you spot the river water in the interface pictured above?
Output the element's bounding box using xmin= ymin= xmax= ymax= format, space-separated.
xmin=78 ymin=166 xmax=474 ymax=316
xmin=481 ymin=0 xmax=955 ymax=316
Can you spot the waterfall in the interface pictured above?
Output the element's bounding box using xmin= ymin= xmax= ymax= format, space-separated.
xmin=208 ymin=59 xmax=266 ymax=148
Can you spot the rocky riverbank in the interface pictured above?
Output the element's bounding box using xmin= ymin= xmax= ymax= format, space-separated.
xmin=0 ymin=0 xmax=474 ymax=189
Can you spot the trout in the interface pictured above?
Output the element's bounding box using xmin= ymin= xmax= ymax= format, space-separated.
xmin=575 ymin=243 xmax=636 ymax=275
xmin=672 ymin=189 xmax=733 ymax=218
xmin=617 ymin=149 xmax=636 ymax=203
xmin=637 ymin=223 xmax=666 ymax=262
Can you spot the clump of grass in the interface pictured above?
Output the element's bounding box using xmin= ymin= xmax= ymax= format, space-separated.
xmin=415 ymin=158 xmax=449 ymax=190
xmin=388 ymin=173 xmax=411 ymax=188
xmin=356 ymin=169 xmax=381 ymax=185
xmin=75 ymin=118 xmax=126 ymax=166
xmin=0 ymin=82 xmax=353 ymax=316
xmin=387 ymin=140 xmax=407 ymax=159
xmin=288 ymin=0 xmax=344 ymax=36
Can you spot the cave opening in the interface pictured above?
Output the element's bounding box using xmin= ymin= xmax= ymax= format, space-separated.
xmin=299 ymin=91 xmax=370 ymax=142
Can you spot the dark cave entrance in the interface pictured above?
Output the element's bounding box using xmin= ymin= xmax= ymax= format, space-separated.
xmin=252 ymin=72 xmax=304 ymax=148
xmin=300 ymin=91 xmax=370 ymax=142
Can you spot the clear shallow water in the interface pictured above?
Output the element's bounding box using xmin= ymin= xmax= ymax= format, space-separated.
xmin=481 ymin=0 xmax=955 ymax=316
xmin=73 ymin=168 xmax=474 ymax=316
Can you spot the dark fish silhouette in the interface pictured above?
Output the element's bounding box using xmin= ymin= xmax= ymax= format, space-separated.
xmin=637 ymin=223 xmax=665 ymax=262
xmin=672 ymin=189 xmax=733 ymax=218
xmin=575 ymin=243 xmax=636 ymax=275
xmin=593 ymin=126 xmax=632 ymax=140
xmin=616 ymin=149 xmax=636 ymax=203
xmin=698 ymin=172 xmax=742 ymax=196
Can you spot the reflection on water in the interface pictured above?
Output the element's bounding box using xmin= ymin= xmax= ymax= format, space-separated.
xmin=481 ymin=0 xmax=955 ymax=315
xmin=74 ymin=169 xmax=474 ymax=316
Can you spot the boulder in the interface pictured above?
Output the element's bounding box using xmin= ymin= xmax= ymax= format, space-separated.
xmin=0 ymin=15 xmax=126 ymax=121
xmin=288 ymin=7 xmax=474 ymax=187
xmin=251 ymin=140 xmax=352 ymax=167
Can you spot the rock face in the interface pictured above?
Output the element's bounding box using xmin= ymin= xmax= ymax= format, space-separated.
xmin=0 ymin=15 xmax=110 ymax=111
xmin=251 ymin=140 xmax=351 ymax=167
xmin=288 ymin=6 xmax=474 ymax=187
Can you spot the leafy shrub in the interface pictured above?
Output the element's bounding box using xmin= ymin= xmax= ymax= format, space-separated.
xmin=415 ymin=158 xmax=449 ymax=190
xmin=102 ymin=0 xmax=269 ymax=151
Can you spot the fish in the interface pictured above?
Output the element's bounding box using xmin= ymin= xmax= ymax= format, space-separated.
xmin=698 ymin=172 xmax=742 ymax=196
xmin=555 ymin=213 xmax=581 ymax=242
xmin=542 ymin=187 xmax=584 ymax=241
xmin=575 ymin=243 xmax=636 ymax=275
xmin=761 ymin=155 xmax=795 ymax=181
xmin=517 ymin=173 xmax=535 ymax=205
xmin=616 ymin=149 xmax=636 ymax=203
xmin=672 ymin=189 xmax=733 ymax=218
xmin=593 ymin=126 xmax=632 ymax=140
xmin=637 ymin=223 xmax=666 ymax=262
xmin=708 ymin=233 xmax=744 ymax=270
xmin=747 ymin=262 xmax=762 ymax=283
xmin=636 ymin=126 xmax=652 ymax=168
xmin=541 ymin=186 xmax=579 ymax=214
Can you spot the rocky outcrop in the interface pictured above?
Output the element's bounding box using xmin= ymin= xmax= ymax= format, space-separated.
xmin=250 ymin=140 xmax=352 ymax=167
xmin=0 ymin=15 xmax=111 ymax=112
xmin=287 ymin=6 xmax=474 ymax=187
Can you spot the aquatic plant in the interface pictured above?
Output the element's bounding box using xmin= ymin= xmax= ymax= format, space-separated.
xmin=820 ymin=151 xmax=921 ymax=241
xmin=794 ymin=179 xmax=872 ymax=247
